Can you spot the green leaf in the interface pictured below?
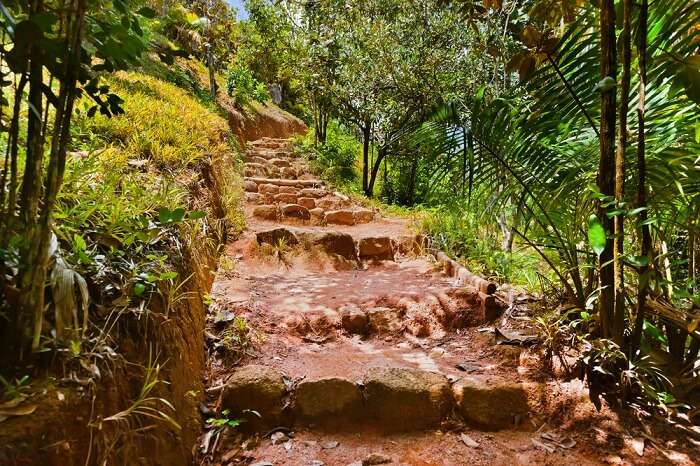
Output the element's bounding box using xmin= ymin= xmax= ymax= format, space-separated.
xmin=188 ymin=210 xmax=207 ymax=220
xmin=158 ymin=207 xmax=186 ymax=224
xmin=137 ymin=7 xmax=157 ymax=18
xmin=587 ymin=214 xmax=606 ymax=256
xmin=171 ymin=208 xmax=186 ymax=223
xmin=73 ymin=234 xmax=87 ymax=252
xmin=627 ymin=255 xmax=649 ymax=267
xmin=160 ymin=271 xmax=178 ymax=281
xmin=627 ymin=207 xmax=647 ymax=216
xmin=134 ymin=282 xmax=146 ymax=296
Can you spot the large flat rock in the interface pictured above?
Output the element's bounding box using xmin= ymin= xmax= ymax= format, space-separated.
xmin=363 ymin=367 xmax=453 ymax=431
xmin=256 ymin=227 xmax=299 ymax=247
xmin=455 ymin=377 xmax=539 ymax=430
xmin=222 ymin=365 xmax=286 ymax=429
xmin=298 ymin=231 xmax=358 ymax=261
xmin=294 ymin=377 xmax=363 ymax=422
xmin=358 ymin=237 xmax=394 ymax=261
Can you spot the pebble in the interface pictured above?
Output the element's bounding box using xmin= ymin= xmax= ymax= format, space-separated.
xmin=271 ymin=432 xmax=289 ymax=445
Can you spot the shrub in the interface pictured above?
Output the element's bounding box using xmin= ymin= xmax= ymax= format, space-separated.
xmin=299 ymin=120 xmax=360 ymax=185
xmin=225 ymin=63 xmax=269 ymax=106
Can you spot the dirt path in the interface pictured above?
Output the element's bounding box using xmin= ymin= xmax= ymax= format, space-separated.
xmin=199 ymin=138 xmax=696 ymax=466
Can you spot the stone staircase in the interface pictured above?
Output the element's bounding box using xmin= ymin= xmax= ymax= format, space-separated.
xmin=202 ymin=137 xmax=594 ymax=465
xmin=243 ymin=138 xmax=376 ymax=225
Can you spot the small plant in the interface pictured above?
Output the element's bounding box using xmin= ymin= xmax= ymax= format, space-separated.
xmin=579 ymin=338 xmax=675 ymax=411
xmin=220 ymin=316 xmax=260 ymax=359
xmin=101 ymin=351 xmax=180 ymax=431
xmin=206 ymin=409 xmax=243 ymax=431
xmin=0 ymin=375 xmax=30 ymax=401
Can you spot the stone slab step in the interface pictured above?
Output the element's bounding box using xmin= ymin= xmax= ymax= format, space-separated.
xmin=220 ymin=363 xmax=582 ymax=432
xmin=244 ymin=150 xmax=296 ymax=161
xmin=324 ymin=209 xmax=375 ymax=226
xmin=246 ymin=177 xmax=323 ymax=188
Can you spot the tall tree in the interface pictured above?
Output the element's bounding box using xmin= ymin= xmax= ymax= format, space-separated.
xmin=613 ymin=0 xmax=632 ymax=342
xmin=597 ymin=0 xmax=617 ymax=341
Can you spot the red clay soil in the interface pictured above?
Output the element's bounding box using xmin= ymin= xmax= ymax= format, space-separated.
xmin=199 ymin=138 xmax=699 ymax=466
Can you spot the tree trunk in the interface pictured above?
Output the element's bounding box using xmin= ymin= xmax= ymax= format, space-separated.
xmin=597 ymin=0 xmax=617 ymax=341
xmin=318 ymin=109 xmax=328 ymax=144
xmin=367 ymin=146 xmax=386 ymax=197
xmin=207 ymin=47 xmax=216 ymax=100
xmin=362 ymin=121 xmax=371 ymax=194
xmin=16 ymin=0 xmax=48 ymax=353
xmin=406 ymin=154 xmax=418 ymax=205
xmin=632 ymin=0 xmax=650 ymax=353
xmin=613 ymin=0 xmax=632 ymax=343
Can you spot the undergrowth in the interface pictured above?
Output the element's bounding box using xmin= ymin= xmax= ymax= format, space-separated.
xmin=418 ymin=205 xmax=553 ymax=290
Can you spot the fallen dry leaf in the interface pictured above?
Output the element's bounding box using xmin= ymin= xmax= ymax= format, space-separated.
xmin=0 ymin=403 xmax=37 ymax=417
xmin=460 ymin=433 xmax=479 ymax=448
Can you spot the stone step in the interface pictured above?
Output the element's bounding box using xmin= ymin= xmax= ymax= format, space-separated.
xmin=324 ymin=209 xmax=375 ymax=225
xmin=247 ymin=139 xmax=292 ymax=150
xmin=245 ymin=177 xmax=324 ymax=188
xmin=253 ymin=227 xmax=427 ymax=265
xmin=244 ymin=165 xmax=304 ymax=180
xmin=244 ymin=150 xmax=296 ymax=161
xmin=219 ymin=362 xmax=583 ymax=432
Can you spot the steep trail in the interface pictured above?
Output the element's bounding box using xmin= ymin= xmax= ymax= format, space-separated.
xmin=200 ymin=138 xmax=680 ymax=465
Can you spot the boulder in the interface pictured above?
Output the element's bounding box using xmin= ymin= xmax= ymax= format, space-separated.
xmin=339 ymin=304 xmax=369 ymax=335
xmin=294 ymin=377 xmax=362 ymax=422
xmin=299 ymin=231 xmax=357 ymax=261
xmin=299 ymin=188 xmax=328 ymax=198
xmin=281 ymin=204 xmax=310 ymax=220
xmin=253 ymin=205 xmax=278 ymax=221
xmin=363 ymin=367 xmax=453 ymax=430
xmin=297 ymin=197 xmax=316 ymax=209
xmin=309 ymin=208 xmax=325 ymax=218
xmin=245 ymin=193 xmax=263 ymax=204
xmin=244 ymin=180 xmax=259 ymax=193
xmin=316 ymin=198 xmax=341 ymax=210
xmin=258 ymin=183 xmax=280 ymax=195
xmin=325 ymin=210 xmax=355 ymax=226
xmin=257 ymin=228 xmax=299 ymax=247
xmin=366 ymin=307 xmax=401 ymax=335
xmin=353 ymin=209 xmax=375 ymax=224
xmin=278 ymin=186 xmax=298 ymax=194
xmin=455 ymin=377 xmax=535 ymax=430
xmin=222 ymin=365 xmax=286 ymax=429
xmin=274 ymin=193 xmax=298 ymax=204
xmin=358 ymin=237 xmax=394 ymax=261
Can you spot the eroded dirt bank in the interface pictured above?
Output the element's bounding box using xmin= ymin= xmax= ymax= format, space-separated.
xmin=0 ymin=110 xmax=305 ymax=466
